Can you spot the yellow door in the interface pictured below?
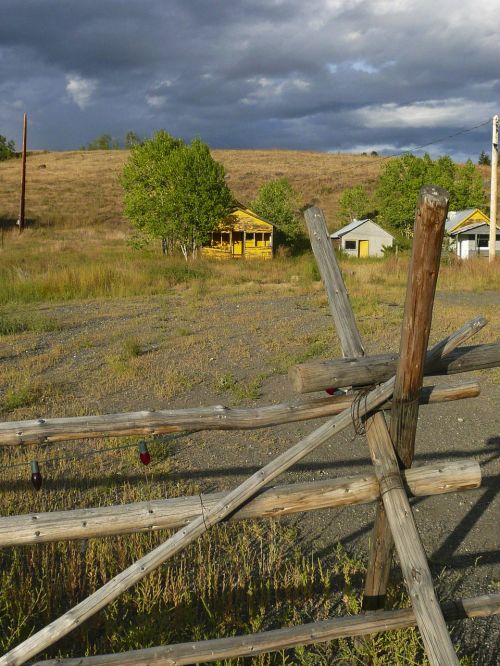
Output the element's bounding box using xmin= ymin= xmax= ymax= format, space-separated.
xmin=359 ymin=240 xmax=369 ymax=257
xmin=232 ymin=232 xmax=243 ymax=256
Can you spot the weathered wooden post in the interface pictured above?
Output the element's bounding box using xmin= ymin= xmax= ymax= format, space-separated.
xmin=18 ymin=112 xmax=27 ymax=233
xmin=305 ymin=197 xmax=460 ymax=664
xmin=364 ymin=186 xmax=449 ymax=611
xmin=304 ymin=207 xmax=364 ymax=358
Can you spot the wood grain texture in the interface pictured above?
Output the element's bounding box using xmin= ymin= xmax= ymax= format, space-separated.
xmin=390 ymin=185 xmax=449 ymax=465
xmin=365 ymin=187 xmax=450 ymax=613
xmin=34 ymin=594 xmax=500 ymax=666
xmin=0 ymin=460 xmax=479 ymax=547
xmin=304 ymin=206 xmax=365 ymax=358
xmin=365 ymin=411 xmax=459 ymax=664
xmin=304 ymin=202 xmax=460 ymax=662
xmin=0 ymin=381 xmax=480 ymax=447
xmin=289 ymin=337 xmax=495 ymax=394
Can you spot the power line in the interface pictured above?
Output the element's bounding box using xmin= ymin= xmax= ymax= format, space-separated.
xmin=329 ymin=117 xmax=492 ymax=176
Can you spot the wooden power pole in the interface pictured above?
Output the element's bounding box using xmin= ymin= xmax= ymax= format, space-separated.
xmin=489 ymin=114 xmax=498 ymax=262
xmin=18 ymin=112 xmax=28 ymax=233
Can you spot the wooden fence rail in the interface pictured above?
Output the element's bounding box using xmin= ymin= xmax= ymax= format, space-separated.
xmin=0 ymin=381 xmax=479 ymax=447
xmin=34 ymin=594 xmax=500 ymax=666
xmin=290 ymin=341 xmax=499 ymax=393
xmin=0 ymin=460 xmax=480 ymax=547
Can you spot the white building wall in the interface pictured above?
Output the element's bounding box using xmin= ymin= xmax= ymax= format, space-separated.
xmin=342 ymin=227 xmax=394 ymax=257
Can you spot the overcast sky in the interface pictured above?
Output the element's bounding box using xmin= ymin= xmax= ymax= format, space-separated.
xmin=0 ymin=0 xmax=498 ymax=160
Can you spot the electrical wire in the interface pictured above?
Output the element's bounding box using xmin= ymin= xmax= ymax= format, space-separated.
xmin=324 ymin=117 xmax=492 ymax=176
xmin=0 ymin=432 xmax=191 ymax=471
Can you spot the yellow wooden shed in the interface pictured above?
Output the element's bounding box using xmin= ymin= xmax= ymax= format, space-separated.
xmin=202 ymin=205 xmax=274 ymax=259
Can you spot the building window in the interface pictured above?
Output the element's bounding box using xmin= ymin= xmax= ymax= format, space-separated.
xmin=246 ymin=233 xmax=255 ymax=247
xmin=345 ymin=240 xmax=357 ymax=250
xmin=477 ymin=236 xmax=489 ymax=248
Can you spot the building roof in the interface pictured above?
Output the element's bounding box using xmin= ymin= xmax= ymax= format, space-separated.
xmin=449 ymin=221 xmax=500 ymax=236
xmin=445 ymin=209 xmax=489 ymax=232
xmin=216 ymin=204 xmax=276 ymax=233
xmin=330 ymin=218 xmax=394 ymax=239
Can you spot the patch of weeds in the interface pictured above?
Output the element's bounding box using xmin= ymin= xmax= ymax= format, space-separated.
xmin=161 ymin=262 xmax=212 ymax=287
xmin=0 ymin=313 xmax=62 ymax=336
xmin=122 ymin=338 xmax=142 ymax=358
xmin=155 ymin=368 xmax=194 ymax=400
xmin=106 ymin=354 xmax=135 ymax=377
xmin=214 ymin=372 xmax=264 ymax=403
xmin=190 ymin=277 xmax=209 ymax=301
xmin=214 ymin=372 xmax=237 ymax=394
xmin=0 ymin=384 xmax=41 ymax=413
xmin=176 ymin=326 xmax=191 ymax=337
xmin=302 ymin=256 xmax=321 ymax=283
xmin=232 ymin=374 xmax=265 ymax=402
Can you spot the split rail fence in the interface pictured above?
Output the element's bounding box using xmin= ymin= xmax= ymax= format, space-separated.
xmin=0 ymin=185 xmax=499 ymax=665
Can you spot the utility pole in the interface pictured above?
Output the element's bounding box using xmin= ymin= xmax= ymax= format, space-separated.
xmin=489 ymin=114 xmax=498 ymax=262
xmin=18 ymin=112 xmax=28 ymax=233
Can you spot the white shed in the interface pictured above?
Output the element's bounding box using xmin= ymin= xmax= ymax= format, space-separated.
xmin=330 ymin=219 xmax=394 ymax=257
xmin=449 ymin=221 xmax=500 ymax=259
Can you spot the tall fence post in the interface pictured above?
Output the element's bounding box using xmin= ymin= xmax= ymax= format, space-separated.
xmin=305 ymin=198 xmax=459 ymax=664
xmin=364 ymin=186 xmax=449 ymax=611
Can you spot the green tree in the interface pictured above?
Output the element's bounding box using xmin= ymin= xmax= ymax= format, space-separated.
xmin=251 ymin=178 xmax=302 ymax=245
xmin=124 ymin=131 xmax=141 ymax=148
xmin=375 ymin=153 xmax=486 ymax=234
xmin=478 ymin=151 xmax=491 ymax=166
xmin=84 ymin=134 xmax=119 ymax=150
xmin=161 ymin=137 xmax=233 ymax=259
xmin=453 ymin=159 xmax=486 ymax=210
xmin=338 ymin=185 xmax=371 ymax=225
xmin=0 ymin=135 xmax=16 ymax=161
xmin=122 ymin=131 xmax=232 ymax=258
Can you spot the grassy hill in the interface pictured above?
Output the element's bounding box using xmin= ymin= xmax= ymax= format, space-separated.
xmin=0 ymin=148 xmax=385 ymax=232
xmin=0 ymin=147 xmax=495 ymax=235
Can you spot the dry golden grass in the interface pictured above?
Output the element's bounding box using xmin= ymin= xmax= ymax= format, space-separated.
xmin=0 ymin=150 xmax=128 ymax=230
xmin=0 ymin=149 xmax=497 ymax=236
xmin=0 ymin=148 xmax=385 ymax=232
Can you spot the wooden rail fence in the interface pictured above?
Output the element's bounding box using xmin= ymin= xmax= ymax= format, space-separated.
xmin=0 ymin=186 xmax=499 ymax=665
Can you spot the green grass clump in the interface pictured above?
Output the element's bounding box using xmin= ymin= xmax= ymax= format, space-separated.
xmin=0 ymin=313 xmax=61 ymax=335
xmin=0 ymin=385 xmax=40 ymax=413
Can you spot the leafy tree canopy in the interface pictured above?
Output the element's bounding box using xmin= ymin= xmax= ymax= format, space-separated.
xmin=82 ymin=134 xmax=120 ymax=150
xmin=122 ymin=131 xmax=232 ymax=259
xmin=251 ymin=178 xmax=302 ymax=245
xmin=0 ymin=135 xmax=16 ymax=161
xmin=124 ymin=131 xmax=141 ymax=148
xmin=338 ymin=185 xmax=372 ymax=225
xmin=478 ymin=150 xmax=491 ymax=166
xmin=375 ymin=153 xmax=486 ymax=234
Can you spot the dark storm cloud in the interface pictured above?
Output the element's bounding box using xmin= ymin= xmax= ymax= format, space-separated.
xmin=0 ymin=0 xmax=498 ymax=158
